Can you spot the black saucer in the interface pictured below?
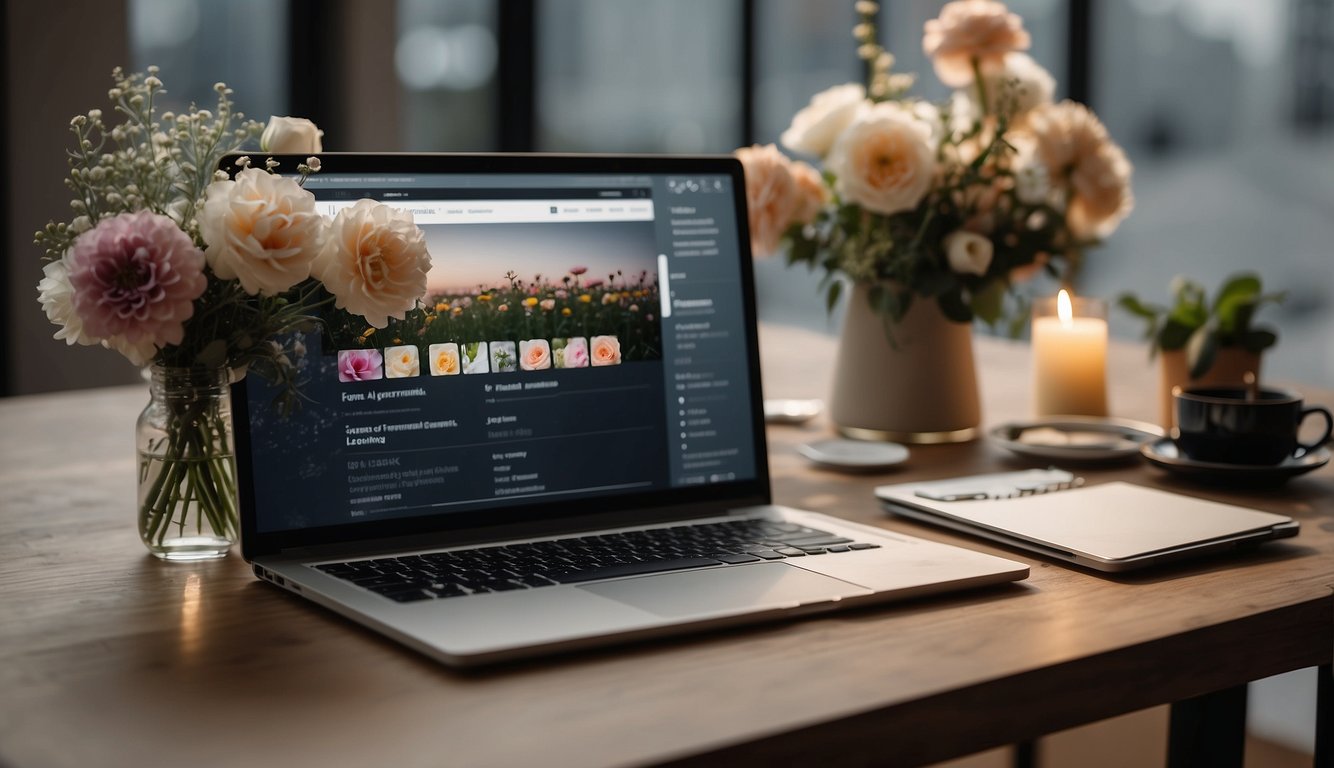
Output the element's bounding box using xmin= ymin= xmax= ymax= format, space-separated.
xmin=1140 ymin=438 xmax=1330 ymax=485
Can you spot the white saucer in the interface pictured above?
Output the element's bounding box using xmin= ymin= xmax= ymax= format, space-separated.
xmin=798 ymin=438 xmax=909 ymax=472
xmin=764 ymin=398 xmax=824 ymax=424
xmin=989 ymin=416 xmax=1165 ymax=462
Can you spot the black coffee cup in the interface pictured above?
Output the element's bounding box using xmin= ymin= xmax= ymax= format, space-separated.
xmin=1173 ymin=386 xmax=1333 ymax=465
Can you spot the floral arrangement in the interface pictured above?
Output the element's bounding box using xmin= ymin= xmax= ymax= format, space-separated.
xmin=32 ymin=67 xmax=432 ymax=557
xmin=736 ymin=0 xmax=1133 ymax=330
xmin=35 ymin=67 xmax=431 ymax=405
xmin=1118 ymin=272 xmax=1284 ymax=378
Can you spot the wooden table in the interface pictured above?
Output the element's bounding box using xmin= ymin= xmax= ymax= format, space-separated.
xmin=2 ymin=327 xmax=1330 ymax=768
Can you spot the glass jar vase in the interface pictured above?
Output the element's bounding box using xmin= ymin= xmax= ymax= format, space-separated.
xmin=136 ymin=365 xmax=239 ymax=560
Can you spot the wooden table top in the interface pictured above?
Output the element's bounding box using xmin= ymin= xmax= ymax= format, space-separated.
xmin=2 ymin=325 xmax=1331 ymax=768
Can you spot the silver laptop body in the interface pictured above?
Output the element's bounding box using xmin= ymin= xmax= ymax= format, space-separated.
xmin=234 ymin=154 xmax=1027 ymax=667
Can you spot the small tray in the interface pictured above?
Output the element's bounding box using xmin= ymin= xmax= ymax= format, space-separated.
xmin=989 ymin=416 xmax=1165 ymax=462
xmin=798 ymin=438 xmax=909 ymax=472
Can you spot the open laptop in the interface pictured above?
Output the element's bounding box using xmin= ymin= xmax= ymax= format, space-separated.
xmin=232 ymin=153 xmax=1028 ymax=667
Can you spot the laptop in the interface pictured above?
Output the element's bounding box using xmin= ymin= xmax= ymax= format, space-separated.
xmin=232 ymin=153 xmax=1028 ymax=667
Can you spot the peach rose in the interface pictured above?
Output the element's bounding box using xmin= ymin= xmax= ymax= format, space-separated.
xmin=429 ymin=343 xmax=460 ymax=375
xmin=590 ymin=335 xmax=621 ymax=366
xmin=789 ymin=161 xmax=828 ymax=225
xmin=1028 ymin=101 xmax=1134 ymax=240
xmin=780 ymin=83 xmax=865 ymax=158
xmin=520 ymin=339 xmax=551 ymax=370
xmin=200 ymin=168 xmax=324 ymax=296
xmin=923 ymin=0 xmax=1031 ymax=87
xmin=735 ymin=143 xmax=799 ymax=257
xmin=311 ymin=199 xmax=431 ymax=328
xmin=826 ymin=102 xmax=937 ymax=216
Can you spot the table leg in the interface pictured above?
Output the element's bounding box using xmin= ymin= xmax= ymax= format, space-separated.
xmin=1167 ymin=684 xmax=1247 ymax=768
xmin=1011 ymin=739 xmax=1037 ymax=768
xmin=1317 ymin=664 xmax=1331 ymax=768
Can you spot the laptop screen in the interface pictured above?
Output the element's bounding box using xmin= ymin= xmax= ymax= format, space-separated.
xmin=233 ymin=155 xmax=769 ymax=553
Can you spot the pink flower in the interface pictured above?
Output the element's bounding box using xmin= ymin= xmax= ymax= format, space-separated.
xmin=66 ymin=211 xmax=207 ymax=351
xmin=569 ymin=266 xmax=588 ymax=276
xmin=563 ymin=337 xmax=589 ymax=368
xmin=584 ymin=278 xmax=604 ymax=289
xmin=338 ymin=349 xmax=384 ymax=382
xmin=923 ymin=0 xmax=1031 ymax=87
xmin=519 ymin=339 xmax=551 ymax=370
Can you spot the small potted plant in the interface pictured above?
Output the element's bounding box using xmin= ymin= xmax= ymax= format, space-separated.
xmin=1117 ymin=272 xmax=1284 ymax=427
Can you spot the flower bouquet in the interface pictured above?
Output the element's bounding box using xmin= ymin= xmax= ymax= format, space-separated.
xmin=736 ymin=0 xmax=1132 ymax=439
xmin=35 ymin=68 xmax=432 ymax=559
xmin=737 ymin=0 xmax=1132 ymax=329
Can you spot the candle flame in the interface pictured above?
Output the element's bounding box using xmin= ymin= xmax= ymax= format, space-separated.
xmin=1057 ymin=289 xmax=1073 ymax=325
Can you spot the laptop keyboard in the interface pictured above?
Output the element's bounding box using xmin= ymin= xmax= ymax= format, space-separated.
xmin=312 ymin=519 xmax=881 ymax=603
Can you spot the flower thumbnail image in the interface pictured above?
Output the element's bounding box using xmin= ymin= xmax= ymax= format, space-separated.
xmin=553 ymin=337 xmax=589 ymax=369
xmin=491 ymin=341 xmax=517 ymax=373
xmin=590 ymin=335 xmax=621 ymax=366
xmin=429 ymin=343 xmax=461 ymax=376
xmin=461 ymin=341 xmax=489 ymax=374
xmin=385 ymin=345 xmax=420 ymax=378
xmin=338 ymin=349 xmax=384 ymax=382
xmin=519 ymin=339 xmax=551 ymax=371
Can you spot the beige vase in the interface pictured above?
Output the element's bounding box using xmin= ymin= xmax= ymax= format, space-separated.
xmin=829 ymin=284 xmax=981 ymax=443
xmin=1158 ymin=347 xmax=1262 ymax=428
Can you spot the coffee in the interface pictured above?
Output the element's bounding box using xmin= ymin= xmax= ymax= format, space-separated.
xmin=1173 ymin=386 xmax=1333 ymax=465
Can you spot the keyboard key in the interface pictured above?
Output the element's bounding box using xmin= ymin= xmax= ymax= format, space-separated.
xmin=752 ymin=550 xmax=786 ymax=560
xmin=541 ymin=556 xmax=723 ymax=584
xmin=774 ymin=548 xmax=807 ymax=556
xmin=711 ymin=553 xmax=762 ymax=564
xmin=849 ymin=542 xmax=880 ymax=550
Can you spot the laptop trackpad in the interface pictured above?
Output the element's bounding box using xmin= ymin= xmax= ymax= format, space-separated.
xmin=580 ymin=563 xmax=871 ymax=619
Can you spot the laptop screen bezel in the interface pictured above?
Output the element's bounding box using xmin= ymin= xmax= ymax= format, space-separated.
xmin=229 ymin=153 xmax=771 ymax=560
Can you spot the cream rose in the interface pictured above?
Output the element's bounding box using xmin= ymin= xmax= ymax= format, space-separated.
xmin=200 ymin=168 xmax=324 ymax=296
xmin=429 ymin=343 xmax=460 ymax=375
xmin=826 ymin=102 xmax=937 ymax=216
xmin=1028 ymin=101 xmax=1133 ymax=239
xmin=734 ymin=143 xmax=800 ymax=257
xmin=590 ymin=335 xmax=621 ymax=366
xmin=37 ymin=258 xmax=99 ymax=347
xmin=311 ymin=199 xmax=431 ymax=328
xmin=520 ymin=339 xmax=551 ymax=370
xmin=385 ymin=345 xmax=420 ymax=378
xmin=780 ymin=83 xmax=866 ymax=158
xmin=923 ymin=0 xmax=1031 ymax=87
xmin=261 ymin=116 xmax=323 ymax=154
xmin=943 ymin=230 xmax=994 ymax=276
xmin=789 ymin=161 xmax=828 ymax=225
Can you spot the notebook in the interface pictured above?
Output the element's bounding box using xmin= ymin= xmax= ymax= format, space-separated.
xmin=231 ymin=153 xmax=1028 ymax=667
xmin=875 ymin=470 xmax=1299 ymax=572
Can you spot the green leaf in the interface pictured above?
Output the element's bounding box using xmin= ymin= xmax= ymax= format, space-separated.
xmin=825 ymin=280 xmax=843 ymax=315
xmin=1157 ymin=319 xmax=1194 ymax=351
xmin=1115 ymin=294 xmax=1160 ymax=320
xmin=1185 ymin=326 xmax=1219 ymax=379
xmin=971 ymin=280 xmax=1006 ymax=326
xmin=1236 ymin=329 xmax=1278 ymax=353
xmin=1211 ymin=273 xmax=1261 ymax=315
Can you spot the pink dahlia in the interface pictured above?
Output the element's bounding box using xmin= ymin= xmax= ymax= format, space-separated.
xmin=338 ymin=349 xmax=384 ymax=382
xmin=569 ymin=265 xmax=588 ymax=276
xmin=66 ymin=211 xmax=207 ymax=349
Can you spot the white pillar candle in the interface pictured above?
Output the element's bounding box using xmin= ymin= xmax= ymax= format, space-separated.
xmin=1033 ymin=290 xmax=1108 ymax=417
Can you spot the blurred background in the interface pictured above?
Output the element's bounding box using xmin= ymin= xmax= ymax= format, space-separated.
xmin=2 ymin=1 xmax=1329 ymax=763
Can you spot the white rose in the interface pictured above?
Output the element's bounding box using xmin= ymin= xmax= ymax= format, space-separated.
xmin=384 ymin=345 xmax=420 ymax=378
xmin=200 ymin=168 xmax=325 ymax=296
xmin=261 ymin=116 xmax=323 ymax=153
xmin=780 ymin=83 xmax=866 ymax=158
xmin=943 ymin=230 xmax=994 ymax=276
xmin=826 ymin=102 xmax=937 ymax=216
xmin=311 ymin=199 xmax=431 ymax=328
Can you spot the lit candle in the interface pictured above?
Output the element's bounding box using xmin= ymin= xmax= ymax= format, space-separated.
xmin=1033 ymin=289 xmax=1108 ymax=416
